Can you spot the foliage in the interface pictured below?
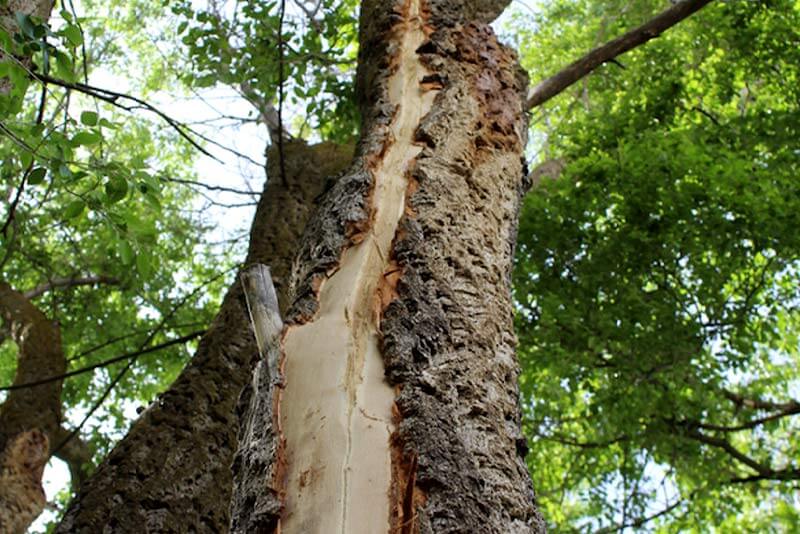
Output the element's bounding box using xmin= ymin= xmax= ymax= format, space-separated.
xmin=169 ymin=0 xmax=360 ymax=142
xmin=510 ymin=0 xmax=800 ymax=531
xmin=0 ymin=0 xmax=228 ymax=501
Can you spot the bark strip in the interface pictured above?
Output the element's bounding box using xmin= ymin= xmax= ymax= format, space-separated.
xmin=278 ymin=1 xmax=438 ymax=531
xmin=230 ymin=266 xmax=285 ymax=533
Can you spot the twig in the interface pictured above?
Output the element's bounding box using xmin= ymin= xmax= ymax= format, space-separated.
xmin=278 ymin=0 xmax=288 ymax=186
xmin=0 ymin=331 xmax=204 ymax=392
xmin=31 ymin=73 xmax=221 ymax=162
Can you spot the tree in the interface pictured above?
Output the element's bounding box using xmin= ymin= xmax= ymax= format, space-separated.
xmin=512 ymin=0 xmax=800 ymax=529
xmin=5 ymin=0 xmax=789 ymax=532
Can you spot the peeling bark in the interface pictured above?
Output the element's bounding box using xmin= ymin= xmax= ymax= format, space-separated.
xmin=272 ymin=1 xmax=544 ymax=532
xmin=55 ymin=141 xmax=352 ymax=533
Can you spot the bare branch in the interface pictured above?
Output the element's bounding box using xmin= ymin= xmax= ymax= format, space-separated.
xmin=30 ymin=73 xmax=222 ymax=162
xmin=525 ymin=0 xmax=714 ymax=110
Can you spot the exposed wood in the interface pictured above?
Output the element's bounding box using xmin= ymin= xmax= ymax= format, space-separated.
xmin=525 ymin=0 xmax=714 ymax=110
xmin=281 ymin=1 xmax=545 ymax=531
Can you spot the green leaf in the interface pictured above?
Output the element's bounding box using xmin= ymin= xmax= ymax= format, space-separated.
xmin=98 ymin=118 xmax=119 ymax=130
xmin=117 ymin=240 xmax=134 ymax=265
xmin=14 ymin=13 xmax=35 ymax=38
xmin=62 ymin=24 xmax=83 ymax=47
xmin=63 ymin=199 xmax=86 ymax=219
xmin=27 ymin=167 xmax=46 ymax=185
xmin=80 ymin=111 xmax=98 ymax=126
xmin=58 ymin=163 xmax=72 ymax=178
xmin=54 ymin=50 xmax=76 ymax=82
xmin=136 ymin=251 xmax=153 ymax=278
xmin=71 ymin=131 xmax=102 ymax=146
xmin=104 ymin=176 xmax=129 ymax=203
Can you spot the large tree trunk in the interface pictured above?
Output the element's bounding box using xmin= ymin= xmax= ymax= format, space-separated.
xmin=231 ymin=0 xmax=544 ymax=532
xmin=55 ymin=142 xmax=352 ymax=533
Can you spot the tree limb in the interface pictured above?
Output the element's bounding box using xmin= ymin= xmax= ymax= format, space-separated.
xmin=52 ymin=426 xmax=92 ymax=491
xmin=24 ymin=275 xmax=120 ymax=300
xmin=525 ymin=0 xmax=714 ymax=110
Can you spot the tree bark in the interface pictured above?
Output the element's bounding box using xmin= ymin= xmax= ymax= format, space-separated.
xmin=0 ymin=0 xmax=54 ymax=95
xmin=231 ymin=1 xmax=544 ymax=532
xmin=0 ymin=282 xmax=64 ymax=533
xmin=55 ymin=141 xmax=353 ymax=533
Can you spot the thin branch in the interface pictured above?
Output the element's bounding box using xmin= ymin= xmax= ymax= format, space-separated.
xmin=595 ymin=497 xmax=685 ymax=534
xmin=525 ymin=0 xmax=714 ymax=110
xmin=0 ymin=331 xmax=204 ymax=392
xmin=277 ymin=0 xmax=288 ymax=186
xmin=67 ymin=321 xmax=207 ymax=362
xmin=50 ymin=267 xmax=236 ymax=456
xmin=690 ymin=403 xmax=800 ymax=433
xmin=31 ymin=73 xmax=221 ymax=162
xmin=0 ymin=161 xmax=34 ymax=237
xmin=163 ymin=177 xmax=260 ymax=197
xmin=24 ymin=275 xmax=120 ymax=300
xmin=723 ymin=390 xmax=800 ymax=412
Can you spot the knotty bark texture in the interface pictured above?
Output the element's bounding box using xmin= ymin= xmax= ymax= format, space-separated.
xmin=55 ymin=141 xmax=352 ymax=533
xmin=264 ymin=0 xmax=545 ymax=532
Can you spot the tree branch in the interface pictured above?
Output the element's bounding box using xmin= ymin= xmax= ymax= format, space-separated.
xmin=30 ymin=73 xmax=221 ymax=162
xmin=24 ymin=275 xmax=120 ymax=300
xmin=525 ymin=0 xmax=714 ymax=110
xmin=683 ymin=427 xmax=782 ymax=478
xmin=0 ymin=330 xmax=204 ymax=392
xmin=52 ymin=426 xmax=93 ymax=491
xmin=723 ymin=390 xmax=800 ymax=412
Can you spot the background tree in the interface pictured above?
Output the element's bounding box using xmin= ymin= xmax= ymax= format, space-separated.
xmin=512 ymin=0 xmax=800 ymax=530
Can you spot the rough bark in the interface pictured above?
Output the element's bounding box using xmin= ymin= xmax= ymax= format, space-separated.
xmin=55 ymin=141 xmax=352 ymax=533
xmin=0 ymin=281 xmax=64 ymax=533
xmin=253 ymin=0 xmax=544 ymax=532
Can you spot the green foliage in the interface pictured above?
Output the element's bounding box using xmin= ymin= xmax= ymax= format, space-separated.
xmin=169 ymin=0 xmax=360 ymax=142
xmin=510 ymin=0 xmax=800 ymax=530
xmin=0 ymin=0 xmax=228 ymax=490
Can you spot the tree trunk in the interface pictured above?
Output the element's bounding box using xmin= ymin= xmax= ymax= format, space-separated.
xmin=55 ymin=141 xmax=352 ymax=533
xmin=0 ymin=0 xmax=54 ymax=95
xmin=232 ymin=0 xmax=544 ymax=532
